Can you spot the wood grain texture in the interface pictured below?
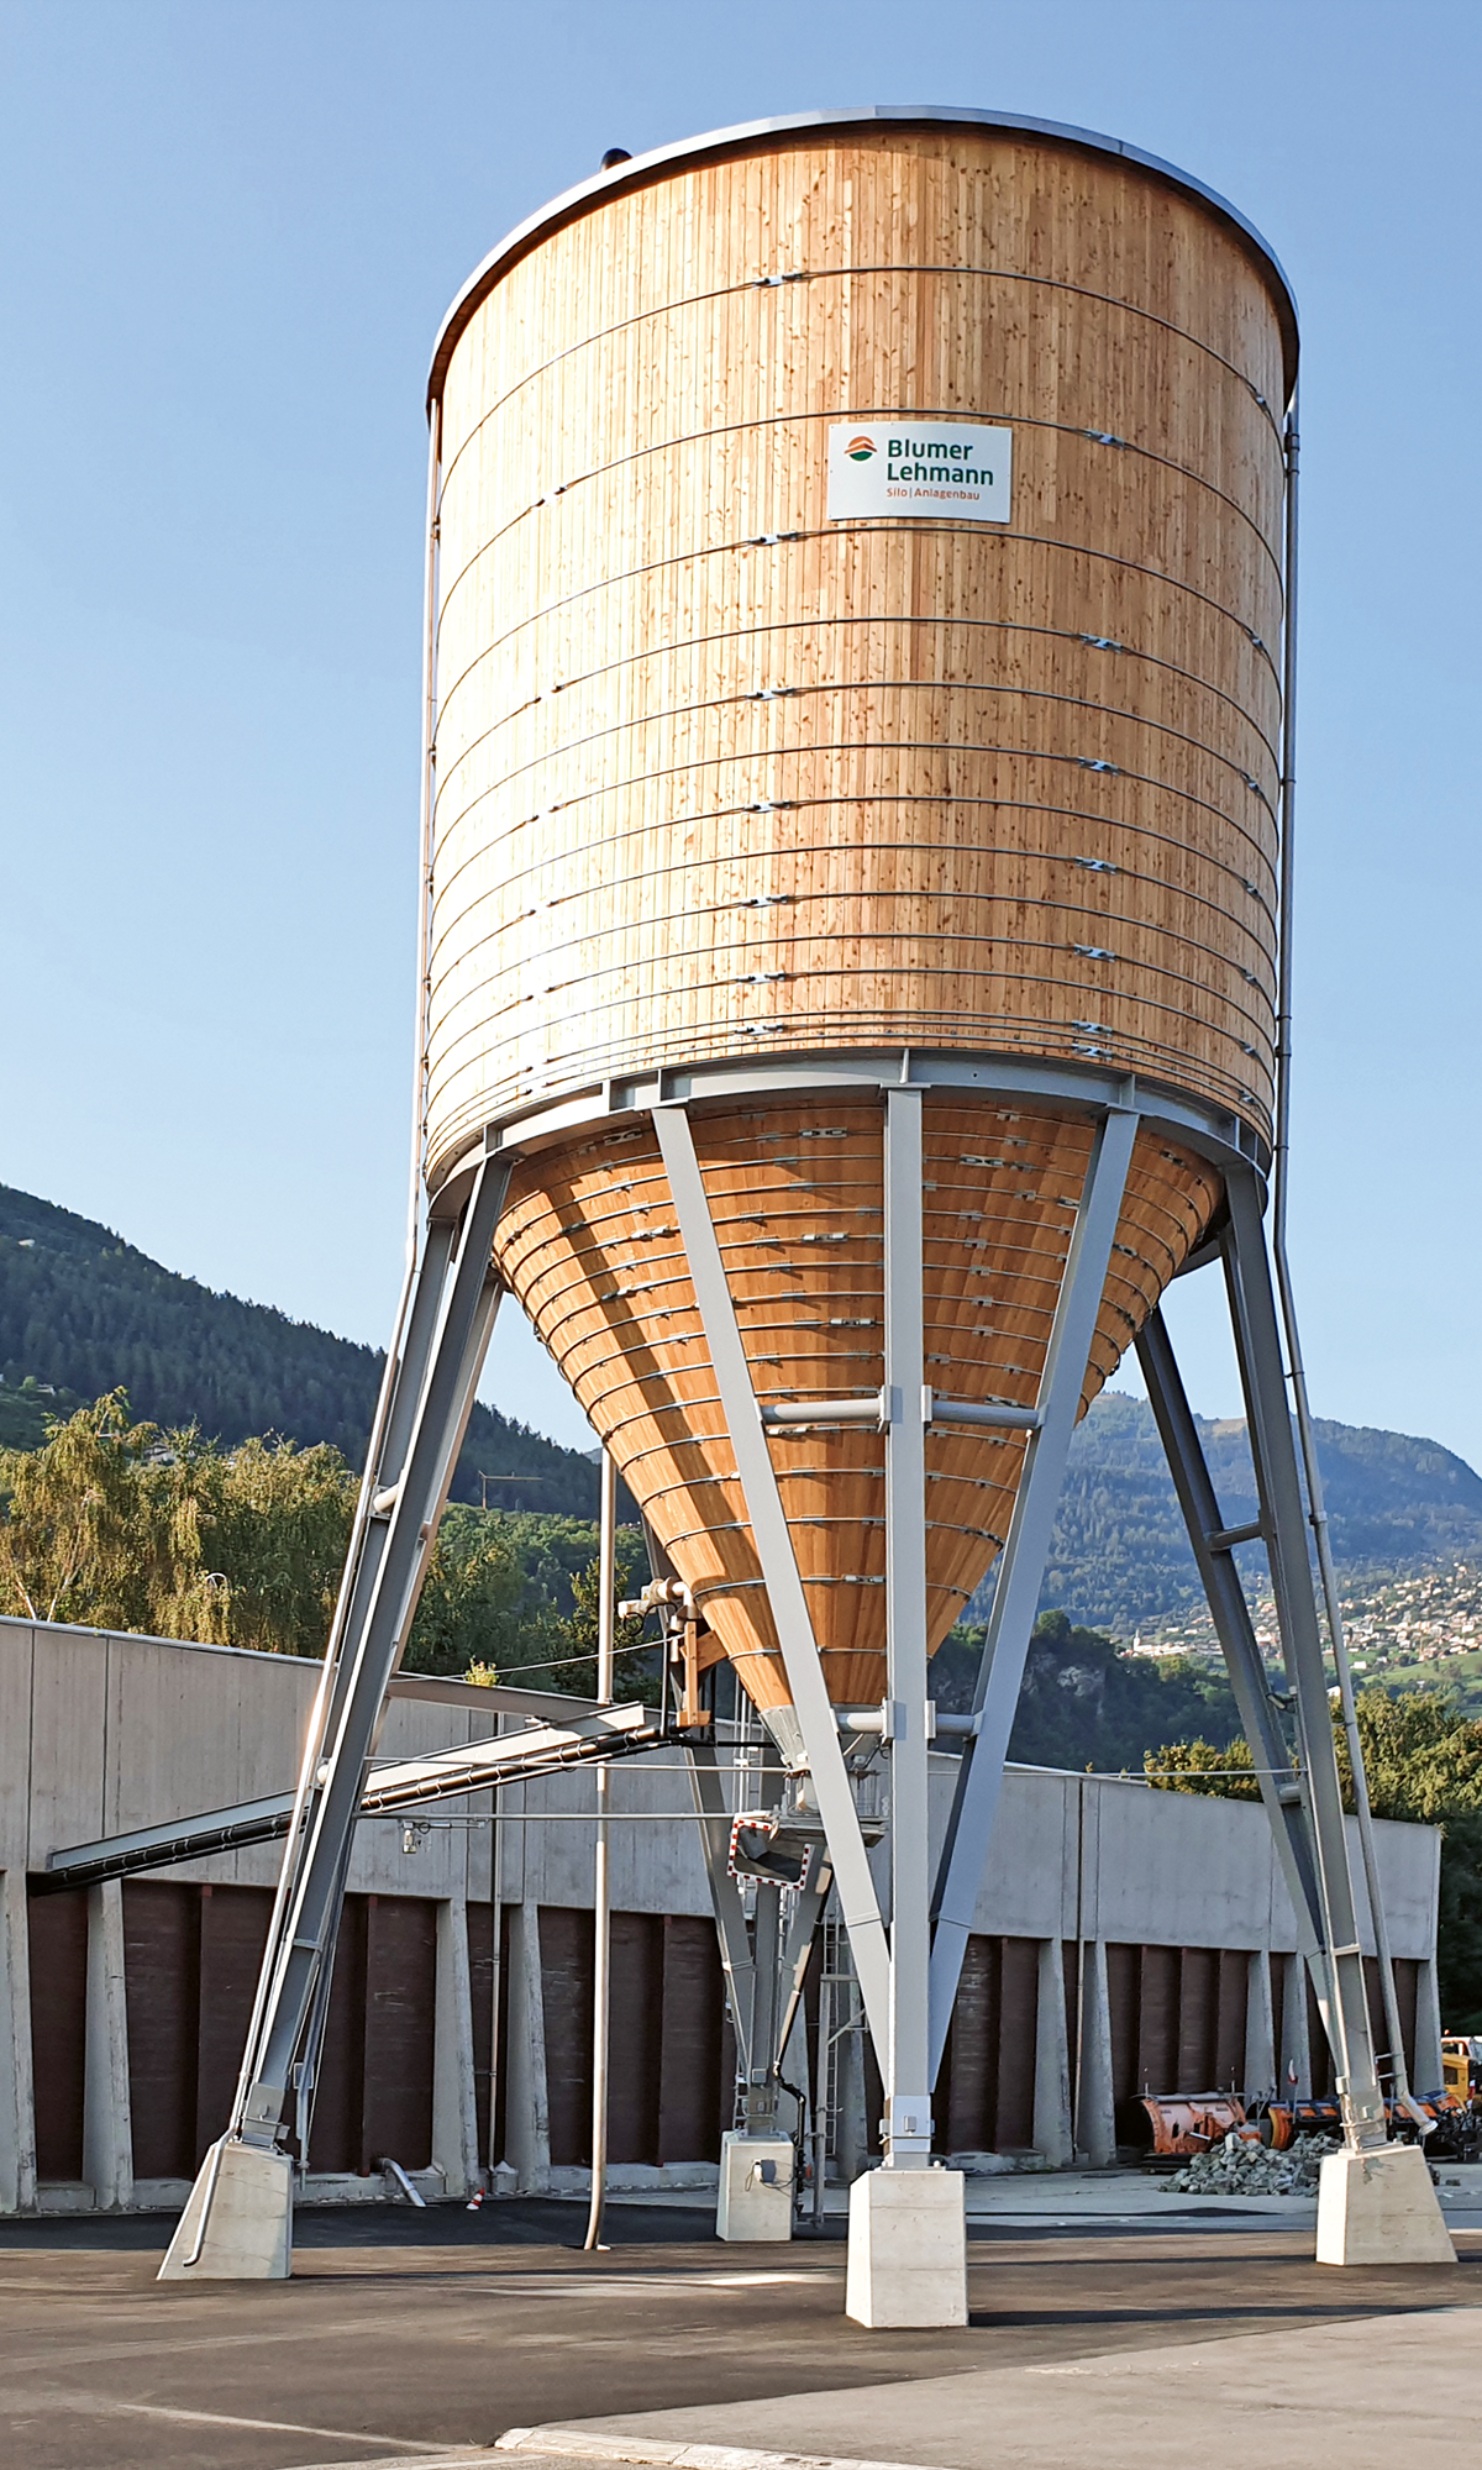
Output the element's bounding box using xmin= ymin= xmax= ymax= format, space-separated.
xmin=493 ymin=1097 xmax=1219 ymax=1709
xmin=427 ymin=124 xmax=1286 ymax=1190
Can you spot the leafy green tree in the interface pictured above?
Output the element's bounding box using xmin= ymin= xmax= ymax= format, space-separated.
xmin=0 ymin=1390 xmax=355 ymax=1654
xmin=187 ymin=1434 xmax=356 ymax=1656
xmin=405 ymin=1505 xmax=655 ymax=1696
xmin=0 ymin=1394 xmax=657 ymax=1691
xmin=563 ymin=1531 xmax=658 ymax=1701
xmin=405 ymin=1508 xmax=549 ymax=1678
xmin=933 ymin=1608 xmax=1241 ymax=1771
xmin=1143 ymin=1734 xmax=1261 ymax=1799
xmin=0 ymin=1390 xmax=174 ymax=1629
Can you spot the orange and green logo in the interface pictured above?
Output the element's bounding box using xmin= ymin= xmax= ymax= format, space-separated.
xmin=846 ymin=433 xmax=876 ymax=461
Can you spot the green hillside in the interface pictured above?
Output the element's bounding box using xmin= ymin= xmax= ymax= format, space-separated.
xmin=1023 ymin=1390 xmax=1482 ymax=1635
xmin=0 ymin=1184 xmax=599 ymax=1515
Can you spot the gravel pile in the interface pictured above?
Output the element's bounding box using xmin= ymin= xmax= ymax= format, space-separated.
xmin=1162 ymin=2131 xmax=1336 ymax=2195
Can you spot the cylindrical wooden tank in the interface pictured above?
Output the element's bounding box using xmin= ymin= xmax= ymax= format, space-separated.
xmin=424 ymin=110 xmax=1294 ymax=1712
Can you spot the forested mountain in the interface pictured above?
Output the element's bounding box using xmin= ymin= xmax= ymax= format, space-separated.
xmin=1022 ymin=1392 xmax=1482 ymax=1634
xmin=0 ymin=1184 xmax=599 ymax=1514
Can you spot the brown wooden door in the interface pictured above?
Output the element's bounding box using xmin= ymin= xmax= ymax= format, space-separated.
xmin=27 ymin=1886 xmax=88 ymax=2183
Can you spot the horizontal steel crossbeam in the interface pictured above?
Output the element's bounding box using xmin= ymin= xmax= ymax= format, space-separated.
xmin=39 ymin=1705 xmax=660 ymax=1892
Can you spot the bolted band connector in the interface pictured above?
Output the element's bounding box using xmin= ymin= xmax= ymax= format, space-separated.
xmin=884 ymin=2093 xmax=934 ymax=2162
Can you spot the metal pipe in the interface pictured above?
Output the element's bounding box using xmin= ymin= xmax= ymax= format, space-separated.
xmin=928 ymin=1395 xmax=1041 ymax=1433
xmin=1267 ymin=396 xmax=1421 ymax=2122
xmin=583 ymin=1449 xmax=618 ymax=2250
xmin=812 ymin=1964 xmax=832 ymax=2227
xmin=762 ymin=1396 xmax=883 ymax=1427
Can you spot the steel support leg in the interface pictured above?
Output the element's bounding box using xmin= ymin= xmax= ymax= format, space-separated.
xmin=881 ymin=1086 xmax=932 ymax=2164
xmin=687 ymin=1739 xmax=761 ymax=2080
xmin=1220 ymin=1167 xmax=1384 ymax=2145
xmin=776 ymin=1858 xmax=832 ymax=2076
xmin=160 ymin=1157 xmax=508 ymax=2277
xmin=1134 ymin=1305 xmax=1328 ymax=1967
xmin=928 ymin=1109 xmax=1138 ymax=2076
xmin=654 ymin=1103 xmax=891 ymax=2049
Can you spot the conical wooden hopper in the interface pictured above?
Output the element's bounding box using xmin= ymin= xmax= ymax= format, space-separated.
xmin=492 ymin=1096 xmax=1219 ymax=1709
xmin=423 ymin=115 xmax=1291 ymax=1714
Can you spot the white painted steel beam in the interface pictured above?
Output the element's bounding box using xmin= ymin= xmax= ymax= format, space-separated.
xmin=653 ymin=1103 xmax=891 ymax=2051
xmin=882 ymin=1086 xmax=932 ymax=2164
xmin=928 ymin=1108 xmax=1138 ymax=2075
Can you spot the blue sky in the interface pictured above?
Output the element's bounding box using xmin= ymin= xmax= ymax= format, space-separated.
xmin=2 ymin=1 xmax=1478 ymax=1461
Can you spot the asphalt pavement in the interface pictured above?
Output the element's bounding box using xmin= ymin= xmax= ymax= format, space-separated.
xmin=0 ymin=2198 xmax=1477 ymax=2470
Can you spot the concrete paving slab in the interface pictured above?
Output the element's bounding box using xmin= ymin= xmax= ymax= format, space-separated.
xmin=538 ymin=2303 xmax=1482 ymax=2469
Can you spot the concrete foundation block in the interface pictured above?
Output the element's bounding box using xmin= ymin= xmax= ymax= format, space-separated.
xmin=157 ymin=2138 xmax=294 ymax=2281
xmin=715 ymin=2131 xmax=793 ymax=2241
xmin=845 ymin=2166 xmax=967 ymax=2327
xmin=1315 ymin=2142 xmax=1456 ymax=2267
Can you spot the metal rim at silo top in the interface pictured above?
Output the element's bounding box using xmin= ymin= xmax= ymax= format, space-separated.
xmin=426 ymin=104 xmax=1299 ymax=411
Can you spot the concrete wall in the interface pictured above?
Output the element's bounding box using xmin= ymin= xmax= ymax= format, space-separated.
xmin=0 ymin=1615 xmax=1445 ymax=2212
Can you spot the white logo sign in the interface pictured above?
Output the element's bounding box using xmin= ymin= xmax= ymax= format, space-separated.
xmin=826 ymin=419 xmax=1013 ymax=523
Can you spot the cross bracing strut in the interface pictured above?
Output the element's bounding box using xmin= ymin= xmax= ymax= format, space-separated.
xmin=39 ymin=1705 xmax=662 ymax=1893
xmin=927 ymin=1106 xmax=1138 ymax=2075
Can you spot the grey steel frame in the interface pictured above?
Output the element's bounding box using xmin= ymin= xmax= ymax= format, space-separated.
xmin=686 ymin=1733 xmax=832 ymax=2141
xmin=1221 ymin=1166 xmax=1385 ymax=2141
xmin=631 ymin=1051 xmax=1380 ymax=2152
xmin=171 ymin=1035 xmax=1388 ymax=2275
xmin=205 ymin=1155 xmax=509 ymax=2210
xmin=1134 ymin=1304 xmax=1327 ymax=1971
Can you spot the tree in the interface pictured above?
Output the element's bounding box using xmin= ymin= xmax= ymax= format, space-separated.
xmin=933 ymin=1608 xmax=1241 ymax=1771
xmin=0 ymin=1393 xmax=663 ymax=1691
xmin=404 ymin=1505 xmax=655 ymax=1696
xmin=0 ymin=1390 xmax=174 ymax=1630
xmin=0 ymin=1390 xmax=356 ymax=1655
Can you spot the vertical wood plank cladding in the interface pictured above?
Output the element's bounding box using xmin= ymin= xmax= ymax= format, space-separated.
xmin=27 ymin=1885 xmax=89 ymax=2183
xmin=938 ymin=1933 xmax=1040 ymax=2152
xmin=1307 ymin=1975 xmax=1335 ymax=2098
xmin=427 ymin=124 xmax=1287 ymax=1188
xmin=1176 ymin=1944 xmax=1218 ymax=2088
xmin=122 ymin=1882 xmax=199 ymax=2182
xmin=609 ymin=1911 xmax=665 ymax=2166
xmin=1135 ymin=1944 xmax=1180 ymax=2095
xmin=1362 ymin=1954 xmax=1420 ymax=2085
xmin=467 ymin=1900 xmax=496 ymax=2167
xmin=496 ymin=1094 xmax=1217 ymax=1705
xmin=995 ymin=1937 xmax=1040 ymax=2149
xmin=1106 ymin=1941 xmax=1139 ymax=2106
xmin=539 ymin=1904 xmax=594 ymax=2167
xmin=939 ymin=1934 xmax=995 ymax=2150
xmin=361 ymin=1896 xmax=437 ymax=2172
xmin=194 ymin=1885 xmax=273 ymax=2160
xmin=1214 ymin=1947 xmax=1249 ymax=2091
xmin=1394 ymin=1957 xmax=1419 ymax=2083
xmin=656 ymin=1914 xmax=724 ymax=2164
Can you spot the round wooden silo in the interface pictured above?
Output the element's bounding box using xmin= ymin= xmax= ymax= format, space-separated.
xmin=423 ymin=110 xmax=1293 ymax=1712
